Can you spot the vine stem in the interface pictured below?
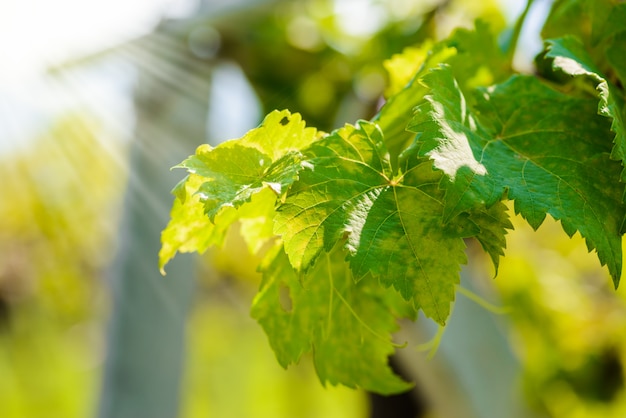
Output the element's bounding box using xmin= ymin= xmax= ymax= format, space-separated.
xmin=457 ymin=286 xmax=510 ymax=315
xmin=416 ymin=324 xmax=446 ymax=359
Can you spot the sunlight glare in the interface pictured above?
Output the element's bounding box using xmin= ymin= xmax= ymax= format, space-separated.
xmin=0 ymin=0 xmax=182 ymax=83
xmin=333 ymin=0 xmax=387 ymax=37
xmin=0 ymin=0 xmax=195 ymax=153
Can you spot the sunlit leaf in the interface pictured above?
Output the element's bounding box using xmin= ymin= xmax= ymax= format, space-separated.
xmin=276 ymin=121 xmax=468 ymax=323
xmin=160 ymin=110 xmax=319 ymax=269
xmin=543 ymin=36 xmax=626 ymax=201
xmin=410 ymin=66 xmax=625 ymax=285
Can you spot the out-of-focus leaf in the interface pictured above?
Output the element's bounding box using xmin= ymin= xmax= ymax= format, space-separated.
xmin=251 ymin=244 xmax=415 ymax=395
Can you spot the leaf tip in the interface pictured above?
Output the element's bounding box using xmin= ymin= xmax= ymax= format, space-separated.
xmin=612 ymin=272 xmax=620 ymax=290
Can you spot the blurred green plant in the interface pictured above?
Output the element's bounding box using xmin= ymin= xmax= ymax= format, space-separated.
xmin=495 ymin=210 xmax=626 ymax=418
xmin=211 ymin=0 xmax=506 ymax=131
xmin=0 ymin=114 xmax=125 ymax=417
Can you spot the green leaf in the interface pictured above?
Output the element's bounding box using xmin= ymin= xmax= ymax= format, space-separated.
xmin=275 ymin=121 xmax=393 ymax=272
xmin=175 ymin=110 xmax=319 ymax=220
xmin=237 ymin=110 xmax=322 ymax=160
xmin=606 ymin=31 xmax=626 ymax=88
xmin=377 ymin=42 xmax=456 ymax=163
xmin=589 ymin=2 xmax=626 ymax=46
xmin=467 ymin=202 xmax=513 ymax=274
xmin=251 ymin=244 xmax=415 ymax=394
xmin=540 ymin=0 xmax=617 ymax=45
xmin=377 ymin=21 xmax=508 ymax=165
xmin=276 ymin=120 xmax=468 ymax=323
xmin=190 ymin=112 xmax=312 ymax=219
xmin=595 ymin=2 xmax=626 ymax=87
xmin=159 ymin=7 xmax=626 ymax=396
xmin=159 ymin=174 xmax=235 ymax=273
xmin=541 ymin=0 xmax=590 ymax=44
xmin=346 ymin=169 xmax=467 ymax=322
xmin=191 ymin=147 xmax=301 ymax=219
xmin=383 ymin=39 xmax=437 ymax=98
xmin=443 ymin=19 xmax=510 ymax=91
xmin=159 ymin=175 xmax=279 ymax=272
xmin=543 ymin=36 xmax=626 ymax=201
xmin=160 ymin=110 xmax=318 ymax=270
xmin=236 ymin=188 xmax=279 ymax=255
xmin=410 ymin=66 xmax=625 ymax=285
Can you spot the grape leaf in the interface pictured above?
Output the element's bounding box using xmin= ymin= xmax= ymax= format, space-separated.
xmin=378 ymin=21 xmax=508 ymax=164
xmin=401 ymin=134 xmax=513 ymax=274
xmin=174 ymin=110 xmax=319 ymax=220
xmin=159 ymin=174 xmax=234 ymax=273
xmin=383 ymin=39 xmax=437 ymax=98
xmin=589 ymin=1 xmax=626 ymax=46
xmin=159 ymin=175 xmax=279 ymax=272
xmin=543 ymin=37 xmax=626 ymax=198
xmin=595 ymin=3 xmax=626 ymax=87
xmin=160 ymin=110 xmax=318 ymax=270
xmin=275 ymin=121 xmax=393 ymax=272
xmin=275 ymin=120 xmax=468 ymax=323
xmin=468 ymin=202 xmax=513 ymax=274
xmin=541 ymin=0 xmax=590 ymax=44
xmin=377 ymin=43 xmax=456 ymax=162
xmin=410 ymin=66 xmax=625 ymax=285
xmin=542 ymin=0 xmax=626 ymax=52
xmin=443 ymin=20 xmax=510 ymax=92
xmin=606 ymin=31 xmax=626 ymax=88
xmin=441 ymin=202 xmax=513 ymax=275
xmin=237 ymin=110 xmax=322 ymax=160
xmin=251 ymin=244 xmax=415 ymax=394
xmin=236 ymin=188 xmax=279 ymax=255
xmin=157 ymin=3 xmax=626 ymax=397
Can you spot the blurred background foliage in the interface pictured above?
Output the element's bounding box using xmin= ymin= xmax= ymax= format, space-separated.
xmin=493 ymin=213 xmax=626 ymax=418
xmin=0 ymin=115 xmax=124 ymax=416
xmin=1 ymin=0 xmax=626 ymax=417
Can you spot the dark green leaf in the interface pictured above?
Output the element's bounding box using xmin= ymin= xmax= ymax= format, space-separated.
xmin=544 ymin=37 xmax=626 ymax=203
xmin=410 ymin=66 xmax=625 ymax=285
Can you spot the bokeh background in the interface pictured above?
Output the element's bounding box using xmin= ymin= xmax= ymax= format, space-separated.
xmin=1 ymin=0 xmax=626 ymax=417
